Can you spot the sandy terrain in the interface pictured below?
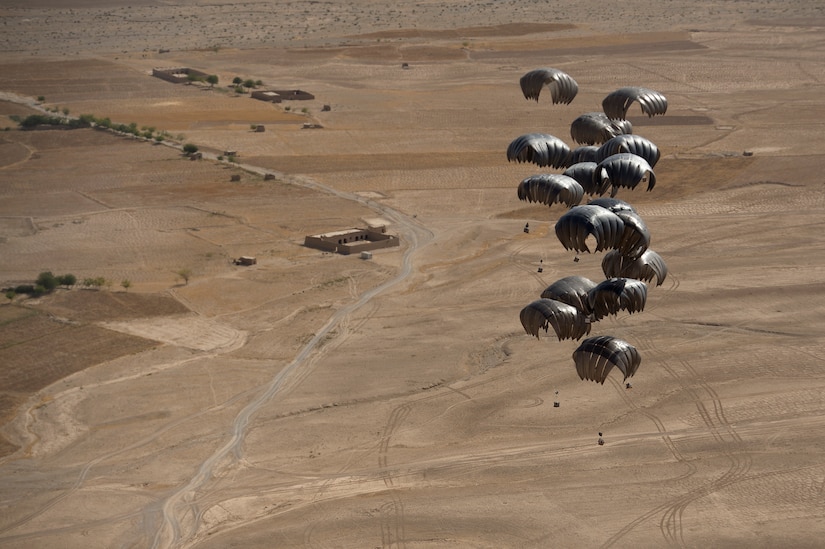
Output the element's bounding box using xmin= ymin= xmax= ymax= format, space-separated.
xmin=1 ymin=1 xmax=825 ymax=548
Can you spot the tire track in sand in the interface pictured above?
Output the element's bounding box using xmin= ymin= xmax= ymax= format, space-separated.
xmin=601 ymin=327 xmax=750 ymax=548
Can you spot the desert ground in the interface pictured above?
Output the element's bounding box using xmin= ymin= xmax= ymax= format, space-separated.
xmin=1 ymin=0 xmax=825 ymax=547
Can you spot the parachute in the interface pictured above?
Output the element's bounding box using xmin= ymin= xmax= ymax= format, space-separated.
xmin=568 ymin=146 xmax=600 ymax=165
xmin=602 ymin=86 xmax=668 ymax=120
xmin=519 ymin=298 xmax=591 ymax=341
xmin=572 ymin=335 xmax=641 ymax=384
xmin=596 ymin=134 xmax=661 ymax=168
xmin=586 ymin=277 xmax=648 ymax=321
xmin=517 ymin=174 xmax=583 ymax=209
xmin=614 ymin=209 xmax=651 ymax=260
xmin=540 ymin=275 xmax=597 ymax=315
xmin=563 ymin=162 xmax=601 ymax=195
xmin=507 ymin=133 xmax=571 ymax=168
xmin=520 ymin=68 xmax=579 ymax=104
xmin=602 ymin=249 xmax=668 ymax=286
xmin=587 ymin=197 xmax=637 ymax=214
xmin=570 ymin=112 xmax=633 ymax=145
xmin=554 ymin=204 xmax=625 ymax=254
xmin=594 ymin=153 xmax=656 ymax=197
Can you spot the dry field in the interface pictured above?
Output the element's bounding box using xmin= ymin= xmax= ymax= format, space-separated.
xmin=1 ymin=1 xmax=825 ymax=548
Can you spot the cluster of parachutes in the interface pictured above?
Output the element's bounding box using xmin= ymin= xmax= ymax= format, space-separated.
xmin=513 ymin=68 xmax=669 ymax=385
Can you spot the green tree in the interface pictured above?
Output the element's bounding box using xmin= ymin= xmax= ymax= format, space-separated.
xmin=232 ymin=76 xmax=243 ymax=85
xmin=182 ymin=143 xmax=199 ymax=155
xmin=121 ymin=279 xmax=131 ymax=291
xmin=206 ymin=74 xmax=219 ymax=88
xmin=5 ymin=290 xmax=15 ymax=304
xmin=243 ymin=79 xmax=256 ymax=89
xmin=36 ymin=271 xmax=59 ymax=292
xmin=58 ymin=273 xmax=77 ymax=288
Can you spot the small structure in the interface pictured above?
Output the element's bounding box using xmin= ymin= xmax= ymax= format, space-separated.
xmin=363 ymin=218 xmax=390 ymax=233
xmin=234 ymin=256 xmax=257 ymax=266
xmin=321 ymin=104 xmax=331 ymax=112
xmin=152 ymin=67 xmax=209 ymax=84
xmin=255 ymin=125 xmax=265 ymax=132
xmin=302 ymin=123 xmax=323 ymax=129
xmin=402 ymin=62 xmax=410 ymax=69
xmin=264 ymin=173 xmax=276 ymax=181
xmin=304 ymin=226 xmax=399 ymax=255
xmin=224 ymin=150 xmax=238 ymax=157
xmin=230 ymin=174 xmax=241 ymax=182
xmin=360 ymin=251 xmax=373 ymax=260
xmin=251 ymin=90 xmax=283 ymax=103
xmin=251 ymin=89 xmax=315 ymax=103
xmin=189 ymin=152 xmax=202 ymax=160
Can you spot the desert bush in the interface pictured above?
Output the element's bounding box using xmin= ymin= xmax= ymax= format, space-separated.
xmin=83 ymin=276 xmax=107 ymax=289
xmin=175 ymin=268 xmax=192 ymax=285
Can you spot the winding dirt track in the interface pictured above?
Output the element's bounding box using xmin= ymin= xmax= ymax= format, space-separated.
xmin=153 ymin=169 xmax=434 ymax=548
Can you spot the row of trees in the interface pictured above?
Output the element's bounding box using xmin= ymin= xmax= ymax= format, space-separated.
xmin=17 ymin=113 xmax=90 ymax=129
xmin=231 ymin=76 xmax=263 ymax=94
xmin=2 ymin=271 xmax=137 ymax=302
xmin=13 ymin=112 xmax=178 ymax=143
xmin=184 ymin=73 xmax=263 ymax=93
xmin=3 ymin=268 xmax=195 ymax=303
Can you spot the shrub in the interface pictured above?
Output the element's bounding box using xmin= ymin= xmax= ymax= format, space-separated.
xmin=182 ymin=143 xmax=199 ymax=155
